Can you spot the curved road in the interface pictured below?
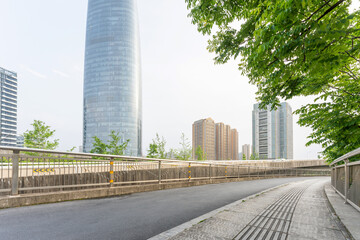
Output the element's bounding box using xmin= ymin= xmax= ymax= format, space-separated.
xmin=0 ymin=177 xmax=321 ymax=240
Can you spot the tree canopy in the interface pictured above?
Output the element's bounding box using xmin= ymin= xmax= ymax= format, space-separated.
xmin=186 ymin=0 xmax=360 ymax=160
xmin=90 ymin=130 xmax=130 ymax=155
xmin=24 ymin=120 xmax=59 ymax=150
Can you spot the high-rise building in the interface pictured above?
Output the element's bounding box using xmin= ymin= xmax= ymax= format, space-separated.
xmin=231 ymin=129 xmax=239 ymax=160
xmin=193 ymin=119 xmax=238 ymax=160
xmin=215 ymin=123 xmax=225 ymax=160
xmin=242 ymin=144 xmax=251 ymax=160
xmin=192 ymin=118 xmax=216 ymax=160
xmin=83 ymin=0 xmax=142 ymax=156
xmin=225 ymin=125 xmax=231 ymax=160
xmin=252 ymin=102 xmax=293 ymax=159
xmin=0 ymin=67 xmax=17 ymax=147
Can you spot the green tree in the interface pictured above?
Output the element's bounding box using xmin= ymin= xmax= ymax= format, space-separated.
xmin=24 ymin=120 xmax=59 ymax=150
xmin=185 ymin=0 xmax=360 ymax=161
xmin=107 ymin=131 xmax=130 ymax=155
xmin=146 ymin=134 xmax=168 ymax=159
xmin=250 ymin=152 xmax=260 ymax=160
xmin=195 ymin=145 xmax=206 ymax=160
xmin=90 ymin=131 xmax=129 ymax=155
xmin=175 ymin=133 xmax=192 ymax=160
xmin=147 ymin=143 xmax=159 ymax=158
xmin=242 ymin=153 xmax=246 ymax=160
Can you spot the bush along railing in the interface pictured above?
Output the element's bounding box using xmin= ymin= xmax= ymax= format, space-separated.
xmin=0 ymin=147 xmax=330 ymax=196
xmin=330 ymin=147 xmax=360 ymax=212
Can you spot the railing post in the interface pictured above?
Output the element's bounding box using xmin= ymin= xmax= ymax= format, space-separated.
xmin=248 ymin=166 xmax=250 ymax=179
xmin=209 ymin=164 xmax=212 ymax=180
xmin=158 ymin=160 xmax=161 ymax=184
xmin=238 ymin=166 xmax=240 ymax=178
xmin=109 ymin=157 xmax=114 ymax=188
xmin=225 ymin=166 xmax=227 ymax=178
xmin=188 ymin=163 xmax=191 ymax=181
xmin=257 ymin=167 xmax=259 ymax=179
xmin=264 ymin=167 xmax=267 ymax=178
xmin=344 ymin=159 xmax=349 ymax=204
xmin=11 ymin=150 xmax=20 ymax=195
xmin=334 ymin=167 xmax=337 ymax=191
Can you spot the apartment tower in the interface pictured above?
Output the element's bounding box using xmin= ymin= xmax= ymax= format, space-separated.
xmin=242 ymin=144 xmax=251 ymax=160
xmin=231 ymin=129 xmax=239 ymax=160
xmin=192 ymin=118 xmax=216 ymax=160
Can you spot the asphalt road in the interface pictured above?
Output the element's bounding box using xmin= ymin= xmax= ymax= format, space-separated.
xmin=0 ymin=177 xmax=321 ymax=240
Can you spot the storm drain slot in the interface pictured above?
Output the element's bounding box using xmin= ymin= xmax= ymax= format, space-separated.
xmin=233 ymin=183 xmax=311 ymax=240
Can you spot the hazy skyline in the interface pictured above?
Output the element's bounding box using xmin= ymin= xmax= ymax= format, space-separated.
xmin=2 ymin=1 xmax=357 ymax=159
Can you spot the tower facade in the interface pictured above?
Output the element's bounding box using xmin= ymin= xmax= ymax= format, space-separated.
xmin=0 ymin=67 xmax=17 ymax=147
xmin=252 ymin=102 xmax=293 ymax=159
xmin=83 ymin=0 xmax=142 ymax=155
xmin=192 ymin=118 xmax=216 ymax=160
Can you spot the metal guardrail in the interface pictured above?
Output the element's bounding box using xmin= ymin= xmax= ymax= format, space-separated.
xmin=0 ymin=147 xmax=330 ymax=196
xmin=330 ymin=147 xmax=360 ymax=212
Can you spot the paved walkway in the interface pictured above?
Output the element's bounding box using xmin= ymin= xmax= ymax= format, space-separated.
xmin=152 ymin=178 xmax=358 ymax=240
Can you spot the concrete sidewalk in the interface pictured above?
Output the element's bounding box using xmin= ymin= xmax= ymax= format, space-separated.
xmin=151 ymin=178 xmax=359 ymax=240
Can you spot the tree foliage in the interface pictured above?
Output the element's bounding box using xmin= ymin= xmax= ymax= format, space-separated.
xmin=147 ymin=133 xmax=193 ymax=160
xmin=90 ymin=130 xmax=129 ymax=155
xmin=185 ymin=0 xmax=360 ymax=160
xmin=24 ymin=120 xmax=59 ymax=150
xmin=242 ymin=153 xmax=246 ymax=160
xmin=146 ymin=134 xmax=168 ymax=159
xmin=175 ymin=133 xmax=192 ymax=160
xmin=195 ymin=146 xmax=206 ymax=160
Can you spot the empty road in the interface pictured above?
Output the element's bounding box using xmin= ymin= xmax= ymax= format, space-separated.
xmin=0 ymin=177 xmax=326 ymax=240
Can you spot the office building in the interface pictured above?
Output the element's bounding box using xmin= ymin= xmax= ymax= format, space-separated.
xmin=0 ymin=67 xmax=17 ymax=147
xmin=83 ymin=0 xmax=142 ymax=156
xmin=242 ymin=144 xmax=251 ymax=160
xmin=192 ymin=118 xmax=216 ymax=160
xmin=252 ymin=102 xmax=293 ymax=159
xmin=193 ymin=118 xmax=238 ymax=160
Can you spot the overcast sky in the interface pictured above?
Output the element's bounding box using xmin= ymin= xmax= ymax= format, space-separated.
xmin=1 ymin=1 xmax=358 ymax=159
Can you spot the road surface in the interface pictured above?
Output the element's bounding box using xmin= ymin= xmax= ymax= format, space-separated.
xmin=0 ymin=177 xmax=324 ymax=240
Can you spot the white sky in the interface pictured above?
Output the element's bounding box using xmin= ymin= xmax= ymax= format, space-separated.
xmin=1 ymin=0 xmax=357 ymax=159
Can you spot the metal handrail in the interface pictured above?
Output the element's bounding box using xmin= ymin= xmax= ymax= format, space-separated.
xmin=330 ymin=147 xmax=360 ymax=166
xmin=0 ymin=146 xmax=325 ymax=167
xmin=330 ymin=147 xmax=360 ymax=212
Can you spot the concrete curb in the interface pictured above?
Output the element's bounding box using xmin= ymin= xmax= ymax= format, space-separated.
xmin=324 ymin=183 xmax=360 ymax=240
xmin=0 ymin=177 xmax=268 ymax=209
xmin=148 ymin=182 xmax=292 ymax=240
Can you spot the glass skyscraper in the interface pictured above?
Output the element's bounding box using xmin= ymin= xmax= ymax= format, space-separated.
xmin=83 ymin=0 xmax=142 ymax=156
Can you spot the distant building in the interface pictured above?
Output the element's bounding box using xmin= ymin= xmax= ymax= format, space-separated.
xmin=231 ymin=129 xmax=239 ymax=160
xmin=0 ymin=67 xmax=17 ymax=147
xmin=16 ymin=135 xmax=24 ymax=148
xmin=252 ymin=102 xmax=293 ymax=159
xmin=242 ymin=144 xmax=251 ymax=160
xmin=215 ymin=123 xmax=225 ymax=160
xmin=193 ymin=118 xmax=238 ymax=160
xmin=192 ymin=118 xmax=216 ymax=160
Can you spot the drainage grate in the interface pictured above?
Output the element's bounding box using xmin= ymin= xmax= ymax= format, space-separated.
xmin=234 ymin=183 xmax=311 ymax=240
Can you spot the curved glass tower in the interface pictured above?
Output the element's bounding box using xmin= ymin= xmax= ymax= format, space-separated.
xmin=83 ymin=0 xmax=142 ymax=156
